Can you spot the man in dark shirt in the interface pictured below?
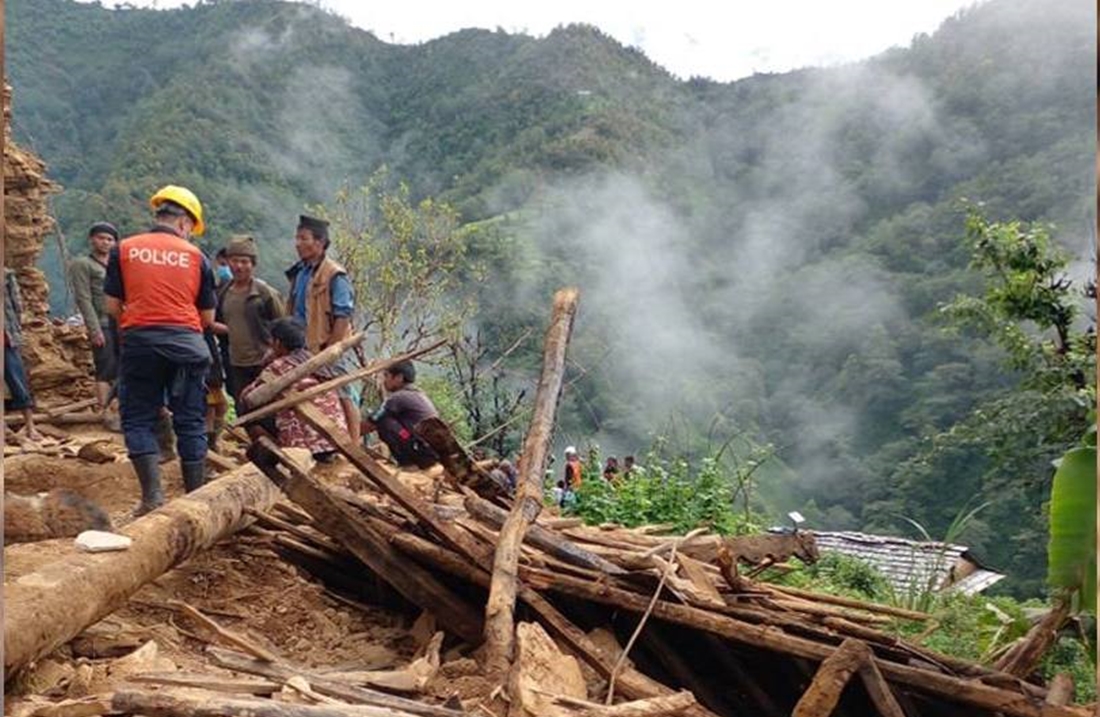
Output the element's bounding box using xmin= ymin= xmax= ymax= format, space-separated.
xmin=361 ymin=360 xmax=439 ymax=468
xmin=104 ymin=185 xmax=217 ymax=516
xmin=68 ymin=222 xmax=120 ymax=417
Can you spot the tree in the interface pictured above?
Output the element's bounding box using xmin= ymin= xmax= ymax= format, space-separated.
xmin=886 ymin=209 xmax=1095 ymax=596
xmin=321 ymin=168 xmax=484 ymax=359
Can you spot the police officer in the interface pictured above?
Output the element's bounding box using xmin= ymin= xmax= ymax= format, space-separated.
xmin=104 ymin=185 xmax=217 ymax=516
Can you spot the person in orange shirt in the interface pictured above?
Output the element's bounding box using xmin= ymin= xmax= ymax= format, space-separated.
xmin=104 ymin=186 xmax=217 ymax=516
xmin=563 ymin=446 xmax=583 ymax=490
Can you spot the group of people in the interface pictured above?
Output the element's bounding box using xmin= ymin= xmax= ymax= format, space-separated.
xmin=550 ymin=446 xmax=638 ymax=507
xmin=3 ymin=184 xmax=442 ymax=517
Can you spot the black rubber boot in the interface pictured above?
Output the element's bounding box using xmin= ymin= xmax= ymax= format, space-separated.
xmin=181 ymin=459 xmax=207 ymax=493
xmin=131 ymin=453 xmax=165 ymax=517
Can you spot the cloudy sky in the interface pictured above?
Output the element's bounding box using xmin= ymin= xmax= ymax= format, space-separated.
xmin=121 ymin=0 xmax=981 ymax=81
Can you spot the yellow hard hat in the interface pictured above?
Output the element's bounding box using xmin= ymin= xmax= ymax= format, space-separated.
xmin=149 ymin=185 xmax=205 ymax=236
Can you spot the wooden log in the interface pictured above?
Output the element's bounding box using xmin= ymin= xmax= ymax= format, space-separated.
xmin=857 ymin=657 xmax=907 ymax=717
xmin=43 ymin=397 xmax=100 ymax=417
xmin=250 ymin=436 xmax=485 ymax=645
xmin=237 ymin=331 xmax=366 ymax=411
xmin=767 ymin=584 xmax=932 ymax=622
xmin=1044 ymin=674 xmax=1074 ymax=706
xmin=4 ymin=463 xmax=279 ymax=677
xmin=791 ymin=638 xmax=869 ymax=717
xmin=207 ymin=647 xmax=464 ymax=717
xmin=463 ymin=493 xmax=625 ymax=575
xmin=484 ymin=287 xmax=579 ymax=676
xmin=518 ymin=566 xmax=1089 ymax=717
xmin=112 ymin=689 xmax=423 ymax=717
xmin=576 ymin=691 xmax=697 ymax=717
xmin=167 ymin=599 xmax=279 ymax=662
xmin=5 ymin=411 xmax=103 ymax=425
xmin=995 ymin=601 xmax=1070 ymax=677
xmin=234 ymin=340 xmax=446 ymax=426
xmin=130 ymin=671 xmax=281 ymax=694
xmin=415 ymin=417 xmax=499 ymax=496
xmin=292 ymin=401 xmax=493 ymax=565
xmin=388 ymin=531 xmax=724 ymax=717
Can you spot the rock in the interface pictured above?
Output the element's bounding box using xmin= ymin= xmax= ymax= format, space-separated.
xmin=75 ymin=531 xmax=131 ymax=553
xmin=107 ymin=640 xmax=176 ymax=679
xmin=507 ymin=622 xmax=587 ymax=717
xmin=76 ymin=440 xmax=117 ymax=465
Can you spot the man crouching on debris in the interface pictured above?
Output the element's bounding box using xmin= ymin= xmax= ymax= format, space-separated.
xmin=361 ymin=360 xmax=440 ymax=468
xmin=104 ymin=185 xmax=217 ymax=516
xmin=239 ymin=317 xmax=349 ymax=461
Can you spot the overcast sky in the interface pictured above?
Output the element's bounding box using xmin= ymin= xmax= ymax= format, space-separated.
xmin=116 ymin=0 xmax=982 ymax=81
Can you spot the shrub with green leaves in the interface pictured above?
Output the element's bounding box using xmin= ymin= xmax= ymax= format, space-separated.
xmin=563 ymin=449 xmax=764 ymax=535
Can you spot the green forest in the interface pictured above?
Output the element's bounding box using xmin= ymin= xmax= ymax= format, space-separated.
xmin=6 ymin=0 xmax=1095 ymax=601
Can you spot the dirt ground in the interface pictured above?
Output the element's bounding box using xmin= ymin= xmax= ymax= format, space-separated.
xmin=3 ymin=423 xmax=496 ymax=714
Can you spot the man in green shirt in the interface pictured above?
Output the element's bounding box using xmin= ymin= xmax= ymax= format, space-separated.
xmin=68 ymin=222 xmax=119 ymax=417
xmin=213 ymin=234 xmax=284 ymax=404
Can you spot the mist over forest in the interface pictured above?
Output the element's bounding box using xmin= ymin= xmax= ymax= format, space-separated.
xmin=6 ymin=0 xmax=1095 ymax=595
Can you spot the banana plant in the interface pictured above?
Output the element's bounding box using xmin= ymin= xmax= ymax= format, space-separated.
xmin=1046 ymin=440 xmax=1096 ymax=662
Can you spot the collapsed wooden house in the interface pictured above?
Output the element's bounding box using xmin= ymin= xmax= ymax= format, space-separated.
xmin=808 ymin=530 xmax=1006 ymax=596
xmin=4 ymin=289 xmax=1091 ymax=717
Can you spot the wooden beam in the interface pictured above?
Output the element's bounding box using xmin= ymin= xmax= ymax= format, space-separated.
xmin=463 ymin=493 xmax=625 ymax=575
xmin=4 ymin=463 xmax=279 ymax=676
xmin=113 ymin=689 xmax=426 ymax=717
xmin=791 ymin=638 xmax=868 ymax=717
xmin=234 ymin=340 xmax=446 ymax=427
xmin=207 ymin=647 xmax=464 ymax=717
xmin=388 ymin=530 xmax=724 ymax=717
xmin=292 ymin=401 xmax=493 ymax=565
xmin=484 ymin=287 xmax=579 ymax=676
xmin=516 ymin=565 xmax=1089 ymax=717
xmin=237 ymin=331 xmax=366 ymax=411
xmin=249 ymin=436 xmax=485 ymax=645
xmin=857 ymin=652 xmax=907 ymax=717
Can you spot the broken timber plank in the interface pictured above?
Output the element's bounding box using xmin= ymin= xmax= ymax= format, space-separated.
xmin=462 ymin=493 xmax=625 ymax=575
xmin=292 ymin=401 xmax=493 ymax=566
xmin=207 ymin=647 xmax=464 ymax=717
xmin=250 ymin=436 xmax=484 ymax=645
xmin=166 ymin=599 xmax=279 ymax=662
xmin=389 ymin=531 xmax=724 ymax=717
xmin=112 ymin=689 xmax=424 ymax=717
xmin=857 ymin=656 xmax=907 ymax=717
xmin=130 ymin=672 xmax=281 ymax=695
xmin=517 ymin=566 xmax=1089 ymax=717
xmin=237 ymin=331 xmax=366 ymax=412
xmin=791 ymin=638 xmax=869 ymax=717
xmin=5 ymin=463 xmax=278 ymax=676
xmin=484 ymin=286 xmax=579 ymax=676
xmin=576 ymin=691 xmax=697 ymax=717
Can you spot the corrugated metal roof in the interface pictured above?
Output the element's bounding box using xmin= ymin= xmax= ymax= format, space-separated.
xmin=806 ymin=530 xmax=1005 ymax=595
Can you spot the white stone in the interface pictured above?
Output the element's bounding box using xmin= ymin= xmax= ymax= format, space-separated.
xmin=75 ymin=530 xmax=132 ymax=552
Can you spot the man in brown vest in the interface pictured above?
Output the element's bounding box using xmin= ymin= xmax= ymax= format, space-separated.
xmin=285 ymin=214 xmax=361 ymax=444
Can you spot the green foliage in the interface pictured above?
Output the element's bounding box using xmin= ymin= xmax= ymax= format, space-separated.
xmin=1046 ymin=446 xmax=1097 ymax=613
xmin=321 ymin=168 xmax=485 ymax=357
xmin=775 ymin=553 xmax=890 ymax=601
xmin=564 ymin=447 xmax=766 ymax=535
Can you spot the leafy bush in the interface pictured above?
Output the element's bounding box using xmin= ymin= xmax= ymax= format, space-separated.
xmin=562 ymin=449 xmax=765 ymax=535
xmin=774 ymin=553 xmax=891 ymax=601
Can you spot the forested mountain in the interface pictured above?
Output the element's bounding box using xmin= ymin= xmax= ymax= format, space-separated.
xmin=6 ymin=0 xmax=1095 ymax=595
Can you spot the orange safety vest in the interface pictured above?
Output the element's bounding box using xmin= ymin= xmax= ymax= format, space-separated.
xmin=565 ymin=461 xmax=582 ymax=489
xmin=117 ymin=231 xmax=205 ymax=332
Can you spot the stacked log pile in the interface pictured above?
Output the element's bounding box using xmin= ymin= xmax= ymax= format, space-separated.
xmin=3 ymin=82 xmax=92 ymax=400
